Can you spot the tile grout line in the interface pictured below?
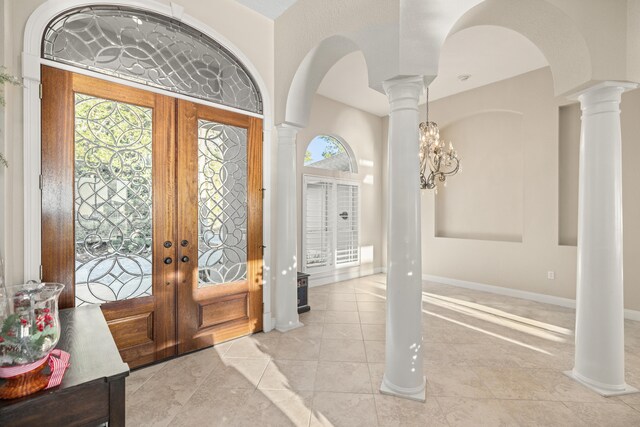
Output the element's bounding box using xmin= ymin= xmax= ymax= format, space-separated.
xmin=368 ymin=362 xmax=383 ymax=426
xmin=127 ymin=362 xmax=167 ymax=397
xmin=431 ymin=393 xmax=455 ymax=427
xmin=163 ymin=356 xmax=223 ymax=426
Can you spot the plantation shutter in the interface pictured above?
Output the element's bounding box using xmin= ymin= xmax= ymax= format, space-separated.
xmin=304 ymin=178 xmax=334 ymax=269
xmin=335 ymin=183 xmax=359 ymax=265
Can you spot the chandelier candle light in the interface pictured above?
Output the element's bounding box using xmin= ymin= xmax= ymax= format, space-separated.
xmin=419 ymin=88 xmax=460 ymax=191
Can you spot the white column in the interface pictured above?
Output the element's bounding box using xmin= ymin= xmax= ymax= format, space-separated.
xmin=274 ymin=124 xmax=303 ymax=332
xmin=380 ymin=76 xmax=426 ymax=402
xmin=565 ymin=81 xmax=638 ymax=396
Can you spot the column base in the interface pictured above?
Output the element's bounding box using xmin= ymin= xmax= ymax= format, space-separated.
xmin=275 ymin=320 xmax=304 ymax=333
xmin=379 ymin=374 xmax=426 ymax=402
xmin=564 ymin=370 xmax=639 ymax=397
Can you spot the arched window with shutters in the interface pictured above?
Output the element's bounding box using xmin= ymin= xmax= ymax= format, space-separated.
xmin=302 ymin=135 xmax=360 ymax=272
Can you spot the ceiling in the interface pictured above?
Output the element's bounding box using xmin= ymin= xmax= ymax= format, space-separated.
xmin=317 ymin=26 xmax=548 ymax=117
xmin=235 ymin=0 xmax=298 ymax=19
xmin=233 ymin=2 xmax=549 ymax=117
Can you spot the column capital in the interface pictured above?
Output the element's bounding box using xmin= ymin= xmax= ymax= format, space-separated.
xmin=382 ymin=76 xmax=425 ymax=113
xmin=570 ymin=81 xmax=638 ymax=104
xmin=574 ymin=82 xmax=638 ymax=117
xmin=275 ymin=123 xmax=301 ymax=145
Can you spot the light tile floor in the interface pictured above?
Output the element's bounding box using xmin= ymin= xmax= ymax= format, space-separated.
xmin=126 ymin=274 xmax=640 ymax=426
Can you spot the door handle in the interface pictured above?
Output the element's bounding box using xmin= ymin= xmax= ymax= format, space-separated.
xmin=163 ymin=257 xmax=173 ymax=265
xmin=181 ymin=256 xmax=190 ymax=263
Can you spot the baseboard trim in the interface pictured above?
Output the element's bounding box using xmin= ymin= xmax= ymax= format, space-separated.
xmin=308 ymin=267 xmax=384 ymax=288
xmin=423 ymin=274 xmax=640 ymax=321
xmin=262 ymin=313 xmax=274 ymax=332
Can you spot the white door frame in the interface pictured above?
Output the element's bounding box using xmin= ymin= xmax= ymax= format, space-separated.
xmin=21 ymin=0 xmax=275 ymax=330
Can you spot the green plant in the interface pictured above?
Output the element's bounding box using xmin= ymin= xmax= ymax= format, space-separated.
xmin=0 ymin=66 xmax=22 ymax=168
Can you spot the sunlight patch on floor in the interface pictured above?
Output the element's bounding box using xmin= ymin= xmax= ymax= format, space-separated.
xmin=424 ymin=292 xmax=574 ymax=335
xmin=423 ymin=293 xmax=569 ymax=343
xmin=422 ymin=309 xmax=553 ymax=355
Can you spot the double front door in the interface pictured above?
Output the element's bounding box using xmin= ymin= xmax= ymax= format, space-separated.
xmin=40 ymin=66 xmax=263 ymax=368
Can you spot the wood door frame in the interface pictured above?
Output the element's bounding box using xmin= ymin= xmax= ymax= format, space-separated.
xmin=176 ymin=100 xmax=263 ymax=354
xmin=41 ymin=65 xmax=178 ymax=366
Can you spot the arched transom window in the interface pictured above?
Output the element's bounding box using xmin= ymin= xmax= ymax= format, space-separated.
xmin=42 ymin=6 xmax=262 ymax=114
xmin=304 ymin=135 xmax=356 ymax=173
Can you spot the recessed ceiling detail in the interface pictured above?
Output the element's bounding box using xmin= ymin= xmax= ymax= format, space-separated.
xmin=317 ymin=26 xmax=548 ymax=117
xmin=235 ymin=0 xmax=298 ymax=19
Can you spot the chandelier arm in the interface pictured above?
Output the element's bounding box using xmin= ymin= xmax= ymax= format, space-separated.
xmin=425 ymin=171 xmax=436 ymax=189
xmin=441 ymin=157 xmax=460 ymax=176
xmin=429 ymin=152 xmax=440 ymax=172
xmin=420 ymin=172 xmax=428 ymax=189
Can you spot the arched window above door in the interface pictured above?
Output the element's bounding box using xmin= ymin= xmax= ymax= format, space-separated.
xmin=42 ymin=6 xmax=262 ymax=114
xmin=303 ymin=135 xmax=357 ymax=173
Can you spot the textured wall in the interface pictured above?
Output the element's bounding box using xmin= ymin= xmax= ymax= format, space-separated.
xmin=435 ymin=110 xmax=524 ymax=242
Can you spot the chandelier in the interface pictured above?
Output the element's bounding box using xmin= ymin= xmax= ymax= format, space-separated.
xmin=419 ymin=88 xmax=460 ymax=190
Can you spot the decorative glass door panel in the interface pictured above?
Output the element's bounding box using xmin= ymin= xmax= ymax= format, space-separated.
xmin=74 ymin=93 xmax=153 ymax=306
xmin=41 ymin=66 xmax=177 ymax=368
xmin=176 ymin=100 xmax=262 ymax=354
xmin=197 ymin=119 xmax=248 ymax=287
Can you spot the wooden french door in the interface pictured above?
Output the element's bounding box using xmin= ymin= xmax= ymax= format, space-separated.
xmin=41 ymin=66 xmax=263 ymax=368
xmin=176 ymin=100 xmax=263 ymax=354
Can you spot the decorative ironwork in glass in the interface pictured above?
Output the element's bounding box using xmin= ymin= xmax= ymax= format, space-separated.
xmin=43 ymin=6 xmax=262 ymax=114
xmin=197 ymin=119 xmax=248 ymax=287
xmin=74 ymin=93 xmax=153 ymax=306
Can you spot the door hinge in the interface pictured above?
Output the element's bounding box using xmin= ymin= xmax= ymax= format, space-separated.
xmin=261 ymin=245 xmax=266 ymax=255
xmin=39 ymin=174 xmax=43 ymax=190
xmin=38 ymin=83 xmax=43 ymax=100
xmin=39 ymin=265 xmax=43 ymax=281
xmin=260 ymin=188 xmax=266 ymax=199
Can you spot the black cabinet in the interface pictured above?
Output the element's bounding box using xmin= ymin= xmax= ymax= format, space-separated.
xmin=297 ymin=272 xmax=311 ymax=314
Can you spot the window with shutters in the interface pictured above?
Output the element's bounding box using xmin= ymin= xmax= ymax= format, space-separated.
xmin=303 ymin=135 xmax=358 ymax=173
xmin=303 ymin=175 xmax=360 ymax=272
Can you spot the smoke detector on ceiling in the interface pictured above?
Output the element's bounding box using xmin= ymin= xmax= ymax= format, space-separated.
xmin=457 ymin=74 xmax=471 ymax=82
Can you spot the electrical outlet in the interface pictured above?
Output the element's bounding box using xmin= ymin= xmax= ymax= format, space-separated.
xmin=547 ymin=271 xmax=555 ymax=280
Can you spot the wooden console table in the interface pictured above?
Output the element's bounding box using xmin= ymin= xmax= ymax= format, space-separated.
xmin=0 ymin=305 xmax=129 ymax=426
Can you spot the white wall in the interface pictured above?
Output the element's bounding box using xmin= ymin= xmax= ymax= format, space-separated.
xmin=0 ymin=0 xmax=7 ymax=277
xmin=296 ymin=94 xmax=384 ymax=285
xmin=387 ymin=67 xmax=640 ymax=311
xmin=434 ymin=110 xmax=524 ymax=242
